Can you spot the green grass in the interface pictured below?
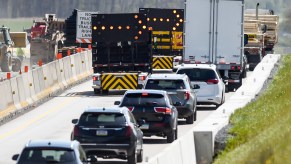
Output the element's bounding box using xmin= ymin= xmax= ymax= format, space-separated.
xmin=0 ymin=18 xmax=33 ymax=32
xmin=214 ymin=55 xmax=291 ymax=164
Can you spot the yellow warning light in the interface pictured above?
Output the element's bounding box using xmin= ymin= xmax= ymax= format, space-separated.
xmin=179 ymin=19 xmax=183 ymax=22
xmin=173 ymin=27 xmax=176 ymax=31
xmin=138 ymin=31 xmax=142 ymax=35
xmin=93 ymin=26 xmax=97 ymax=30
xmin=101 ymin=26 xmax=105 ymax=30
xmin=142 ymin=25 xmax=146 ymax=29
xmin=153 ymin=18 xmax=157 ymax=21
xmin=126 ymin=26 xmax=130 ymax=30
xmin=173 ymin=10 xmax=177 ymax=14
xmin=147 ymin=18 xmax=150 ymax=21
xmin=134 ymin=15 xmax=138 ymax=19
xmin=176 ymin=14 xmax=180 ymax=18
xmin=110 ymin=26 xmax=114 ymax=30
xmin=160 ymin=18 xmax=163 ymax=22
xmin=138 ymin=20 xmax=142 ymax=24
xmin=176 ymin=23 xmax=180 ymax=26
xmin=135 ymin=36 xmax=139 ymax=40
xmin=166 ymin=19 xmax=170 ymax=22
xmin=118 ymin=26 xmax=122 ymax=30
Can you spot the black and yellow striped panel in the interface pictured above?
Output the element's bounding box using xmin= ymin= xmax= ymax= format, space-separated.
xmin=152 ymin=56 xmax=173 ymax=69
xmin=101 ymin=74 xmax=138 ymax=90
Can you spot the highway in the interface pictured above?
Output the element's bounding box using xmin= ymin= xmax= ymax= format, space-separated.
xmin=0 ymin=72 xmax=251 ymax=164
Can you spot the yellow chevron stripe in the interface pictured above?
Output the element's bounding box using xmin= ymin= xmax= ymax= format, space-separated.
xmin=103 ymin=75 xmax=116 ymax=89
xmin=152 ymin=57 xmax=173 ymax=69
xmin=110 ymin=79 xmax=131 ymax=89
xmin=101 ymin=74 xmax=113 ymax=86
xmin=124 ymin=74 xmax=137 ymax=89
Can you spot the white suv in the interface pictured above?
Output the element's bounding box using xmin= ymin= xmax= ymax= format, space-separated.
xmin=176 ymin=64 xmax=225 ymax=106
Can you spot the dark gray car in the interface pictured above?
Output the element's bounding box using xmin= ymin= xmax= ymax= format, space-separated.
xmin=143 ymin=74 xmax=197 ymax=124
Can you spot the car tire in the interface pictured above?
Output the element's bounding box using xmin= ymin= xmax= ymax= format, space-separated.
xmin=186 ymin=113 xmax=194 ymax=124
xmin=94 ymin=89 xmax=101 ymax=94
xmin=127 ymin=149 xmax=137 ymax=164
xmin=137 ymin=149 xmax=143 ymax=163
xmin=166 ymin=130 xmax=175 ymax=143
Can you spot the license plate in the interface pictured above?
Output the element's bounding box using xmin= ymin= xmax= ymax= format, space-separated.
xmin=96 ymin=130 xmax=108 ymax=136
xmin=140 ymin=124 xmax=149 ymax=130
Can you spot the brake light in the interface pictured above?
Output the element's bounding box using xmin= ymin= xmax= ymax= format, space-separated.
xmin=127 ymin=106 xmax=134 ymax=112
xmin=207 ymin=79 xmax=219 ymax=84
xmin=154 ymin=107 xmax=171 ymax=114
xmin=73 ymin=126 xmax=80 ymax=137
xmin=93 ymin=76 xmax=98 ymax=81
xmin=184 ymin=91 xmax=190 ymax=100
xmin=125 ymin=126 xmax=132 ymax=137
xmin=139 ymin=76 xmax=146 ymax=81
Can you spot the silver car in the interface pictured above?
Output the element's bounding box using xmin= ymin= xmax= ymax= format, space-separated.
xmin=143 ymin=74 xmax=197 ymax=124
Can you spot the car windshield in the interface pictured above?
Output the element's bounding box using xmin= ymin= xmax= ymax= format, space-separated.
xmin=144 ymin=79 xmax=186 ymax=90
xmin=177 ymin=68 xmax=217 ymax=81
xmin=79 ymin=112 xmax=126 ymax=126
xmin=18 ymin=148 xmax=76 ymax=163
xmin=122 ymin=93 xmax=166 ymax=106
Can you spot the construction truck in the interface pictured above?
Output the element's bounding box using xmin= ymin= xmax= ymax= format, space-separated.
xmin=139 ymin=8 xmax=184 ymax=70
xmin=245 ymin=5 xmax=279 ymax=52
xmin=91 ymin=13 xmax=152 ymax=94
xmin=244 ymin=3 xmax=279 ymax=70
xmin=0 ymin=26 xmax=26 ymax=72
xmin=30 ymin=14 xmax=65 ymax=65
xmin=182 ymin=0 xmax=247 ymax=92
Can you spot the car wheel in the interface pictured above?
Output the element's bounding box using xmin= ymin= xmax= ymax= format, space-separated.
xmin=137 ymin=149 xmax=143 ymax=163
xmin=94 ymin=89 xmax=101 ymax=94
xmin=166 ymin=130 xmax=175 ymax=143
xmin=186 ymin=113 xmax=194 ymax=124
xmin=127 ymin=149 xmax=137 ymax=164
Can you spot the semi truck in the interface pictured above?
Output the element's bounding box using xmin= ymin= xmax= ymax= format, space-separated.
xmin=91 ymin=13 xmax=152 ymax=94
xmin=183 ymin=0 xmax=247 ymax=91
xmin=139 ymin=8 xmax=184 ymax=70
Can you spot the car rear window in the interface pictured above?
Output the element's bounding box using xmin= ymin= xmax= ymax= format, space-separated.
xmin=122 ymin=93 xmax=166 ymax=106
xmin=144 ymin=79 xmax=186 ymax=90
xmin=19 ymin=148 xmax=75 ymax=163
xmin=79 ymin=112 xmax=126 ymax=126
xmin=177 ymin=68 xmax=217 ymax=81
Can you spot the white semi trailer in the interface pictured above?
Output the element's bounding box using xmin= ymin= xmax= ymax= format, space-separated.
xmin=183 ymin=0 xmax=247 ymax=91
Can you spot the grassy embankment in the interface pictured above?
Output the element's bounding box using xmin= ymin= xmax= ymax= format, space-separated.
xmin=0 ymin=18 xmax=32 ymax=32
xmin=214 ymin=55 xmax=291 ymax=164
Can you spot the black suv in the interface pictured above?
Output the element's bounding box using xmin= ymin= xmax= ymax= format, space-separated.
xmin=143 ymin=74 xmax=197 ymax=124
xmin=115 ymin=90 xmax=178 ymax=143
xmin=71 ymin=107 xmax=143 ymax=164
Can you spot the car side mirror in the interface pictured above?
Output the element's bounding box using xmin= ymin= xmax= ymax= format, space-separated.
xmin=114 ymin=101 xmax=120 ymax=105
xmin=72 ymin=119 xmax=78 ymax=124
xmin=12 ymin=154 xmax=19 ymax=161
xmin=137 ymin=119 xmax=146 ymax=127
xmin=174 ymin=101 xmax=182 ymax=106
xmin=191 ymin=84 xmax=200 ymax=89
xmin=86 ymin=155 xmax=98 ymax=162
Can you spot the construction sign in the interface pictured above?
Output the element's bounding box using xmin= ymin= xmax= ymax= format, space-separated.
xmin=76 ymin=11 xmax=98 ymax=43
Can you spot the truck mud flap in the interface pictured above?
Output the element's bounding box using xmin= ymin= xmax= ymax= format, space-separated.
xmin=152 ymin=56 xmax=173 ymax=69
xmin=101 ymin=74 xmax=138 ymax=90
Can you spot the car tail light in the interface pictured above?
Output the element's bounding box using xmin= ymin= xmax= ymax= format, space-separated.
xmin=184 ymin=91 xmax=190 ymax=100
xmin=207 ymin=79 xmax=219 ymax=84
xmin=125 ymin=126 xmax=133 ymax=137
xmin=139 ymin=76 xmax=146 ymax=81
xmin=127 ymin=106 xmax=134 ymax=112
xmin=92 ymin=76 xmax=98 ymax=81
xmin=73 ymin=126 xmax=80 ymax=136
xmin=174 ymin=59 xmax=180 ymax=62
xmin=154 ymin=107 xmax=172 ymax=114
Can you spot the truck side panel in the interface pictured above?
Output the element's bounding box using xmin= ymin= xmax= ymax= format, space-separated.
xmin=215 ymin=0 xmax=243 ymax=66
xmin=184 ymin=0 xmax=213 ymax=63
